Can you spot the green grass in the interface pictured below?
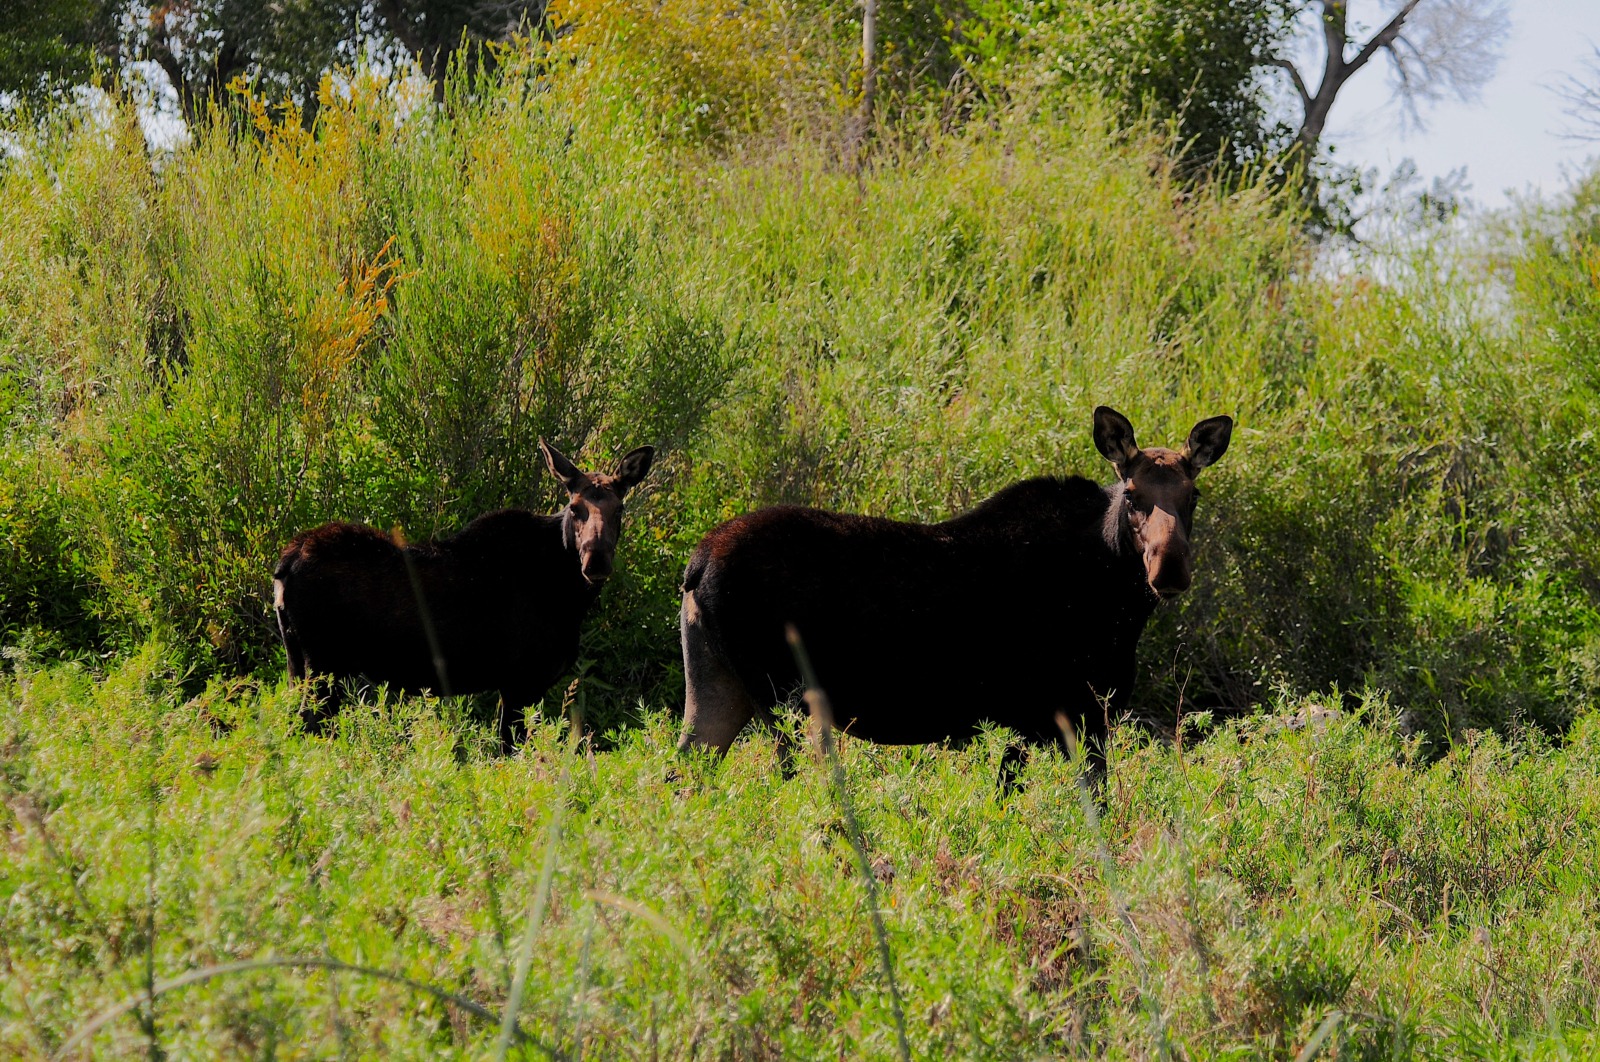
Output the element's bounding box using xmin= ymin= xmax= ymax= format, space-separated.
xmin=2 ymin=649 xmax=1597 ymax=1059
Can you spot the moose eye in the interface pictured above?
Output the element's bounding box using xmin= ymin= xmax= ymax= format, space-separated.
xmin=572 ymin=507 xmax=588 ymax=521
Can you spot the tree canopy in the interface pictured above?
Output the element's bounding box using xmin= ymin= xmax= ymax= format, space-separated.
xmin=0 ymin=0 xmax=114 ymax=109
xmin=0 ymin=0 xmax=1510 ymax=209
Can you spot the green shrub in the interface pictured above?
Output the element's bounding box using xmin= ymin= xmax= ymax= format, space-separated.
xmin=3 ymin=659 xmax=1597 ymax=1057
xmin=2 ymin=79 xmax=732 ymax=714
xmin=2 ymin=53 xmax=1598 ymax=747
xmin=0 ymin=447 xmax=97 ymax=648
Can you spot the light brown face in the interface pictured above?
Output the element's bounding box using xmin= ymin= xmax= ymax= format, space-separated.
xmin=541 ymin=439 xmax=656 ymax=588
xmin=1119 ymin=449 xmax=1201 ymax=600
xmin=1093 ymin=406 xmax=1232 ymax=602
xmin=566 ymin=477 xmax=628 ymax=586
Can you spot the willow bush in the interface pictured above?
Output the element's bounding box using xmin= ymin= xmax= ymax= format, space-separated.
xmin=0 ymin=25 xmax=1596 ymax=743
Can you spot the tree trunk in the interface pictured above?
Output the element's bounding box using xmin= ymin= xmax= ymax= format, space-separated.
xmin=847 ymin=0 xmax=877 ymax=172
xmin=1293 ymin=0 xmax=1426 ymax=160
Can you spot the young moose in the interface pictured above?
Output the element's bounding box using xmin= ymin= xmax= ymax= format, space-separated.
xmin=274 ymin=440 xmax=654 ymax=749
xmin=677 ymin=406 xmax=1231 ymax=779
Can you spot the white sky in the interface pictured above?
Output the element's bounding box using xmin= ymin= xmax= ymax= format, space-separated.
xmin=1321 ymin=0 xmax=1600 ymax=209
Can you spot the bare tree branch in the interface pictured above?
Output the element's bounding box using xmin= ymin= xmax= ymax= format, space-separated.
xmin=1273 ymin=58 xmax=1311 ymax=109
xmin=1554 ymin=45 xmax=1600 ymax=142
xmin=1284 ymin=0 xmax=1507 ymax=160
xmin=1345 ymin=0 xmax=1425 ymax=80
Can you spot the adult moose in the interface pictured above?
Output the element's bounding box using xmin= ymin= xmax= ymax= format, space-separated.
xmin=274 ymin=440 xmax=654 ymax=750
xmin=676 ymin=406 xmax=1231 ymax=781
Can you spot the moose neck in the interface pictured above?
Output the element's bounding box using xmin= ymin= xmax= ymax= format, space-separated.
xmin=1102 ymin=481 xmax=1134 ymax=556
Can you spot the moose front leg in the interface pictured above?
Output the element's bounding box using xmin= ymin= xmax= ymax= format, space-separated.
xmin=497 ymin=687 xmax=535 ymax=753
xmin=1053 ymin=678 xmax=1114 ymax=793
xmin=298 ymin=670 xmax=346 ymax=736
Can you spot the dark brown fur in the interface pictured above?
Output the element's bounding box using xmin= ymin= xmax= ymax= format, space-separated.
xmin=677 ymin=407 xmax=1231 ymax=781
xmin=274 ymin=441 xmax=653 ymax=748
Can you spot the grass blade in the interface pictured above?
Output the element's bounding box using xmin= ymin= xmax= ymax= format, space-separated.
xmin=1056 ymin=711 xmax=1172 ymax=1062
xmin=787 ymin=624 xmax=912 ymax=1062
xmin=496 ymin=784 xmax=567 ymax=1059
xmin=583 ymin=890 xmax=696 ymax=965
xmin=498 ymin=695 xmax=587 ymax=1060
xmin=1294 ymin=1009 xmax=1345 ymax=1062
xmin=55 ymin=956 xmax=556 ymax=1060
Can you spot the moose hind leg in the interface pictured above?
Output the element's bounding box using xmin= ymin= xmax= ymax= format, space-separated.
xmin=997 ymin=738 xmax=1031 ymax=795
xmin=274 ymin=581 xmax=306 ymax=681
xmin=678 ymin=593 xmax=758 ymax=756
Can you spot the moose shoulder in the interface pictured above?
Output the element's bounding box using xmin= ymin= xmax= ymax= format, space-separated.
xmin=677 ymin=406 xmax=1232 ymax=779
xmin=273 ymin=440 xmax=654 ymax=749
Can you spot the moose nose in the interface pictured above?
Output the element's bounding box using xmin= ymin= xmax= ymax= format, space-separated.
xmin=1149 ymin=560 xmax=1191 ymax=599
xmin=581 ymin=557 xmax=613 ymax=585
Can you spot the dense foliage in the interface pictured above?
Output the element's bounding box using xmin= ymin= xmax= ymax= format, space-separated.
xmin=0 ymin=0 xmax=111 ymax=108
xmin=5 ymin=34 xmax=1600 ymax=744
xmin=2 ymin=8 xmax=1598 ymax=1058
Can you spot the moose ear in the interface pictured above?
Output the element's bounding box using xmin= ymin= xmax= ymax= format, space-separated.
xmin=539 ymin=438 xmax=588 ymax=493
xmin=614 ymin=445 xmax=655 ymax=495
xmin=1093 ymin=406 xmax=1140 ymax=475
xmin=1184 ymin=415 xmax=1233 ymax=471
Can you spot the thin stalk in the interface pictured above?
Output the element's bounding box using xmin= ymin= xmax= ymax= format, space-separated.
xmin=142 ymin=743 xmax=161 ymax=1062
xmin=786 ymin=625 xmax=911 ymax=1062
xmin=1176 ymin=823 xmax=1218 ymax=1028
xmin=1170 ymin=700 xmax=1219 ymax=1029
xmin=496 ymin=785 xmax=566 ymax=1059
xmin=1056 ymin=712 xmax=1172 ymax=1061
xmin=497 ymin=704 xmax=584 ymax=1059
xmin=464 ymin=770 xmax=514 ymax=987
xmin=569 ymin=905 xmax=596 ymax=1060
xmin=309 ymin=834 xmax=356 ymax=1058
xmin=137 ymin=679 xmax=166 ymax=1062
xmin=56 ymin=957 xmax=555 ymax=1060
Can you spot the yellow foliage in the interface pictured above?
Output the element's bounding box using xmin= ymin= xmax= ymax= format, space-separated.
xmin=296 ymin=236 xmax=407 ymax=437
xmin=549 ymin=0 xmax=827 ymax=135
xmin=1583 ymin=243 xmax=1600 ymax=291
xmin=221 ymin=75 xmax=432 ymax=442
xmin=458 ymin=113 xmax=580 ymax=377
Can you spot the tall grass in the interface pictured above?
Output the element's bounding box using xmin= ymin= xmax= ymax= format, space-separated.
xmin=2 ymin=653 xmax=1597 ymax=1057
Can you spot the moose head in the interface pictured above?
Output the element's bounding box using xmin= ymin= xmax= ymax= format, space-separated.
xmin=540 ymin=439 xmax=656 ymax=586
xmin=1093 ymin=406 xmax=1232 ymax=601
